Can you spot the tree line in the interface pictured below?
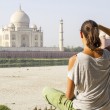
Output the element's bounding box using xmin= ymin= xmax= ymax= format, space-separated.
xmin=64 ymin=46 xmax=83 ymax=52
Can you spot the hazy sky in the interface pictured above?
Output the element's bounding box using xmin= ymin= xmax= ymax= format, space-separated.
xmin=0 ymin=0 xmax=110 ymax=47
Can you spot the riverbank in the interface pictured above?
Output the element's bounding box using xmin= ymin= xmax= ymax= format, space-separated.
xmin=0 ymin=66 xmax=67 ymax=110
xmin=0 ymin=58 xmax=68 ymax=67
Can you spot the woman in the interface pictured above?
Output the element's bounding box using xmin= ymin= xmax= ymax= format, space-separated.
xmin=42 ymin=20 xmax=110 ymax=110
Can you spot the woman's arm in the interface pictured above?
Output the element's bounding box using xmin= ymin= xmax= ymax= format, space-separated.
xmin=66 ymin=77 xmax=75 ymax=100
xmin=99 ymin=25 xmax=110 ymax=36
xmin=66 ymin=55 xmax=76 ymax=100
xmin=98 ymin=25 xmax=110 ymax=51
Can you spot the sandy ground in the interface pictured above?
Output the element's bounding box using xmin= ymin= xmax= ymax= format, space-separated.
xmin=0 ymin=66 xmax=68 ymax=110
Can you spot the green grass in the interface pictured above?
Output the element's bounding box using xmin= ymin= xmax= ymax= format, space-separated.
xmin=0 ymin=105 xmax=11 ymax=110
xmin=0 ymin=58 xmax=69 ymax=67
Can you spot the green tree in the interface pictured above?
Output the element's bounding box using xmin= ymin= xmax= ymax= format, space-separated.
xmin=64 ymin=46 xmax=83 ymax=52
xmin=0 ymin=105 xmax=11 ymax=110
xmin=73 ymin=46 xmax=83 ymax=52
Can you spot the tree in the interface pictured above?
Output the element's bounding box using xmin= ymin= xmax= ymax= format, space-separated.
xmin=64 ymin=46 xmax=83 ymax=52
xmin=0 ymin=105 xmax=11 ymax=110
xmin=73 ymin=46 xmax=83 ymax=52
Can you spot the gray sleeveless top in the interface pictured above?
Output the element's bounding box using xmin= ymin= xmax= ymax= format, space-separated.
xmin=68 ymin=49 xmax=110 ymax=110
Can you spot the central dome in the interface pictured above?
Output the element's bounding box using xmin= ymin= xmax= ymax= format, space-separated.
xmin=10 ymin=7 xmax=30 ymax=28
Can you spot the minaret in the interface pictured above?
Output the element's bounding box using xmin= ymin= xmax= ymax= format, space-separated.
xmin=59 ymin=19 xmax=64 ymax=51
xmin=19 ymin=4 xmax=22 ymax=11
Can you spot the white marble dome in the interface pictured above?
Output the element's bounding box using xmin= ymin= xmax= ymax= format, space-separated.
xmin=10 ymin=7 xmax=30 ymax=28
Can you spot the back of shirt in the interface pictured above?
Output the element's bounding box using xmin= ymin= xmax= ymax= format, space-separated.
xmin=68 ymin=49 xmax=110 ymax=110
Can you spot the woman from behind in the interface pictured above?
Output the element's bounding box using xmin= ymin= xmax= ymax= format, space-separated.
xmin=67 ymin=20 xmax=110 ymax=110
xmin=42 ymin=20 xmax=110 ymax=110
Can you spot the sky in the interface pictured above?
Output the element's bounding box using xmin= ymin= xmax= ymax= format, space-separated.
xmin=0 ymin=0 xmax=110 ymax=47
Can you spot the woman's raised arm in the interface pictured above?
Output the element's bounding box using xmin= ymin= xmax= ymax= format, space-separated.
xmin=99 ymin=25 xmax=110 ymax=36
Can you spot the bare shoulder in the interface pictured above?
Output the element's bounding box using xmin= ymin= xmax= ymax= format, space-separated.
xmin=68 ymin=55 xmax=77 ymax=71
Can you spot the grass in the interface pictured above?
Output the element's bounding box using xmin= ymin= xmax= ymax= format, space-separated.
xmin=0 ymin=58 xmax=69 ymax=67
xmin=0 ymin=105 xmax=11 ymax=110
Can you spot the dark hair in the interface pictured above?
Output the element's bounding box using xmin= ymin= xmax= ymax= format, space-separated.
xmin=81 ymin=20 xmax=101 ymax=50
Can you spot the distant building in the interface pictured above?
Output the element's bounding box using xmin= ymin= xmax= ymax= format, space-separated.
xmin=0 ymin=6 xmax=64 ymax=52
xmin=0 ymin=6 xmax=77 ymax=58
xmin=0 ymin=6 xmax=43 ymax=48
xmin=99 ymin=31 xmax=110 ymax=48
xmin=59 ymin=19 xmax=64 ymax=51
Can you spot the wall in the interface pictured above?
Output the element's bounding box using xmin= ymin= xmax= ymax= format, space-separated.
xmin=0 ymin=47 xmax=59 ymax=51
xmin=0 ymin=51 xmax=76 ymax=58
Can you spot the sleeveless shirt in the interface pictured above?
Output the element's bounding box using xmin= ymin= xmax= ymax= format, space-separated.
xmin=68 ymin=49 xmax=110 ymax=110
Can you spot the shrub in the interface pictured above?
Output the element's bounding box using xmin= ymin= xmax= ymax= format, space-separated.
xmin=0 ymin=105 xmax=11 ymax=110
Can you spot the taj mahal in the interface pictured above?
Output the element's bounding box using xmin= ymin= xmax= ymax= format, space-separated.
xmin=0 ymin=6 xmax=69 ymax=58
xmin=0 ymin=6 xmax=64 ymax=52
